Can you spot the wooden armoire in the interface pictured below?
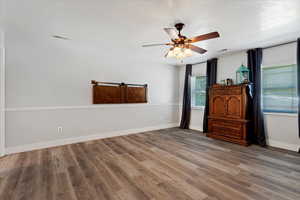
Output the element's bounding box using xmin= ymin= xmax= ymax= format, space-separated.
xmin=207 ymin=84 xmax=251 ymax=146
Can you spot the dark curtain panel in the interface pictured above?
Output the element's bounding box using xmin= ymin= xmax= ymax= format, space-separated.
xmin=203 ymin=58 xmax=218 ymax=132
xmin=180 ymin=64 xmax=192 ymax=129
xmin=247 ymin=48 xmax=266 ymax=146
xmin=297 ymin=38 xmax=300 ymax=138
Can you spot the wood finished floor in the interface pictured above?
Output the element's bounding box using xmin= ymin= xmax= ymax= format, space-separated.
xmin=0 ymin=128 xmax=300 ymax=200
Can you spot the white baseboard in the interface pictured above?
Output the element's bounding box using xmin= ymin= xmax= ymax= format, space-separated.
xmin=9 ymin=123 xmax=298 ymax=154
xmin=6 ymin=123 xmax=178 ymax=155
xmin=267 ymin=139 xmax=299 ymax=152
xmin=189 ymin=125 xmax=203 ymax=132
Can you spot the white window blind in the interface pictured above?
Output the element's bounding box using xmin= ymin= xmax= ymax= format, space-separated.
xmin=191 ymin=76 xmax=206 ymax=107
xmin=262 ymin=64 xmax=297 ymax=113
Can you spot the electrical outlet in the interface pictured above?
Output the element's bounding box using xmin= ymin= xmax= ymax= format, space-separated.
xmin=57 ymin=126 xmax=63 ymax=133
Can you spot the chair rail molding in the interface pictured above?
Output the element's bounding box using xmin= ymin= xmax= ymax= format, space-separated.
xmin=5 ymin=103 xmax=180 ymax=112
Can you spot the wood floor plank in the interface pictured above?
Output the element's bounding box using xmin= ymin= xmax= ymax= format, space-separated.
xmin=64 ymin=146 xmax=97 ymax=200
xmin=2 ymin=152 xmax=28 ymax=200
xmin=0 ymin=128 xmax=299 ymax=200
xmin=42 ymin=149 xmax=58 ymax=200
xmin=15 ymin=150 xmax=41 ymax=200
xmin=105 ymin=160 xmax=151 ymax=200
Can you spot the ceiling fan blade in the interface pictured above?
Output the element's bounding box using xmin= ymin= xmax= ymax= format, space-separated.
xmin=187 ymin=44 xmax=207 ymax=54
xmin=164 ymin=28 xmax=179 ymax=40
xmin=142 ymin=43 xmax=171 ymax=47
xmin=189 ymin=32 xmax=220 ymax=43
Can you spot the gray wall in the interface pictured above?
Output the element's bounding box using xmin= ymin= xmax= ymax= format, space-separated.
xmin=4 ymin=0 xmax=181 ymax=152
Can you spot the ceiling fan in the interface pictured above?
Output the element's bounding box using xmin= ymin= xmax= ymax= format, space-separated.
xmin=142 ymin=23 xmax=220 ymax=60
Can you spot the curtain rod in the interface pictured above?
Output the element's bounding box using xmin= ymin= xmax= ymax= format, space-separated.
xmin=191 ymin=40 xmax=298 ymax=66
xmin=192 ymin=61 xmax=206 ymax=65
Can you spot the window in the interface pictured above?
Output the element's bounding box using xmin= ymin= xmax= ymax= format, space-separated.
xmin=191 ymin=76 xmax=206 ymax=108
xmin=262 ymin=64 xmax=297 ymax=113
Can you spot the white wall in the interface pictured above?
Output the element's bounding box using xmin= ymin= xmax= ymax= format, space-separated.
xmin=0 ymin=0 xmax=5 ymax=156
xmin=179 ymin=46 xmax=300 ymax=151
xmin=264 ymin=114 xmax=299 ymax=151
xmin=0 ymin=34 xmax=4 ymax=156
xmin=4 ymin=0 xmax=181 ymax=153
xmin=217 ymin=51 xmax=247 ymax=83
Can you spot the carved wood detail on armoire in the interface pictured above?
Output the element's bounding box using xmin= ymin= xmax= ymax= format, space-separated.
xmin=207 ymin=84 xmax=251 ymax=146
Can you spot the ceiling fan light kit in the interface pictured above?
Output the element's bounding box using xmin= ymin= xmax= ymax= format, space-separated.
xmin=166 ymin=47 xmax=193 ymax=59
xmin=142 ymin=23 xmax=220 ymax=61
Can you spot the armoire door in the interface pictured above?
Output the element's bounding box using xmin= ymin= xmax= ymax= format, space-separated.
xmin=210 ymin=95 xmax=226 ymax=117
xmin=226 ymin=95 xmax=242 ymax=118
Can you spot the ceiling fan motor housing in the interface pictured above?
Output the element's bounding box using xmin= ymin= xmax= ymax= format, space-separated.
xmin=175 ymin=23 xmax=185 ymax=32
xmin=174 ymin=23 xmax=187 ymax=45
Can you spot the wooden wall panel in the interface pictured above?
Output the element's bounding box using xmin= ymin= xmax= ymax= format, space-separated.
xmin=93 ymin=85 xmax=125 ymax=104
xmin=126 ymin=86 xmax=147 ymax=103
xmin=91 ymin=81 xmax=147 ymax=104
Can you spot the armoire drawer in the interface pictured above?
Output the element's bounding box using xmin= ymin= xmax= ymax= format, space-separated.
xmin=212 ymin=125 xmax=242 ymax=139
xmin=212 ymin=120 xmax=241 ymax=127
xmin=209 ymin=120 xmax=243 ymax=140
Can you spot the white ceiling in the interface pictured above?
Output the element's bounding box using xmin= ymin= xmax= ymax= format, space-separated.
xmin=5 ymin=0 xmax=300 ymax=65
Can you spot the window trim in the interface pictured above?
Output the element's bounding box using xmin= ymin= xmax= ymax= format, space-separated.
xmin=263 ymin=110 xmax=297 ymax=114
xmin=191 ymin=75 xmax=206 ymax=108
xmin=191 ymin=105 xmax=205 ymax=110
xmin=263 ymin=112 xmax=298 ymax=117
